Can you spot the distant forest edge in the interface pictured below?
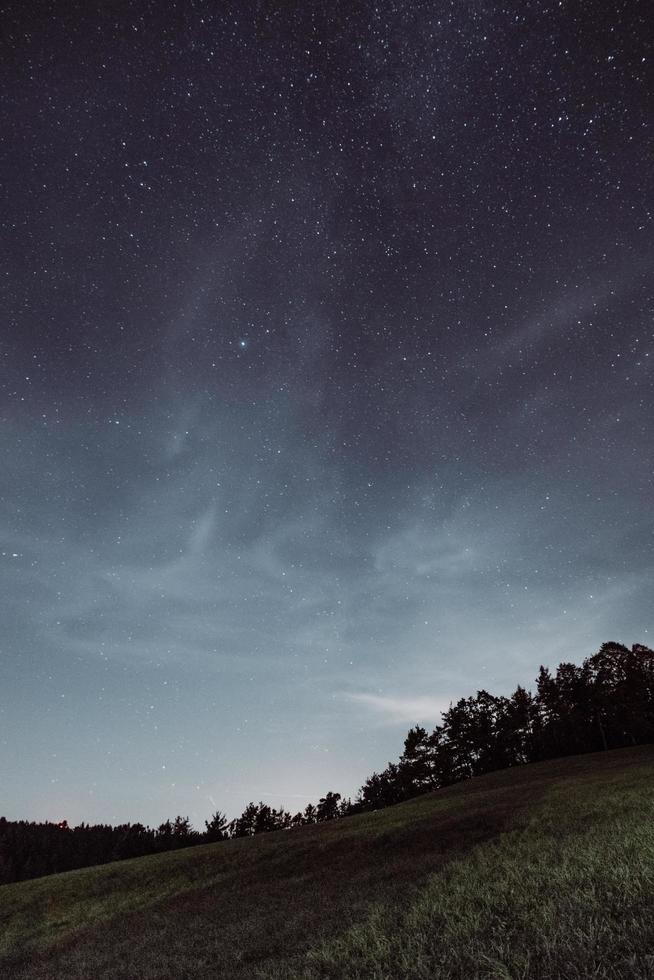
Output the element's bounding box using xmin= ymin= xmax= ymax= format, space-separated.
xmin=2 ymin=641 xmax=653 ymax=885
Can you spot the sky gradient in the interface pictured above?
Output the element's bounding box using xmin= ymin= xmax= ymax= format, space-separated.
xmin=1 ymin=1 xmax=652 ymax=828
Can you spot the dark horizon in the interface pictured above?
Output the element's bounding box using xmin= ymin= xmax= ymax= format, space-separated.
xmin=3 ymin=638 xmax=653 ymax=835
xmin=1 ymin=2 xmax=652 ymax=828
xmin=3 ymin=638 xmax=653 ymax=888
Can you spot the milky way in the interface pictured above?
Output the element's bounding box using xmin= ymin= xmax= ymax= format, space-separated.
xmin=1 ymin=2 xmax=652 ymax=826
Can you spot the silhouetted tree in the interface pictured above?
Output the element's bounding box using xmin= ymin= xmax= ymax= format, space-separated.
xmin=205 ymin=810 xmax=229 ymax=842
xmin=253 ymin=804 xmax=278 ymax=835
xmin=397 ymin=726 xmax=435 ymax=796
xmin=501 ymin=686 xmax=537 ymax=764
xmin=316 ymin=792 xmax=341 ymax=821
xmin=231 ymin=802 xmax=259 ymax=838
xmin=358 ymin=763 xmax=406 ymax=809
xmin=302 ymin=803 xmax=317 ymax=824
xmin=172 ymin=815 xmax=198 ymax=842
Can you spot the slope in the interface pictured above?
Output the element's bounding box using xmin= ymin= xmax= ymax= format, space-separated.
xmin=1 ymin=745 xmax=654 ymax=979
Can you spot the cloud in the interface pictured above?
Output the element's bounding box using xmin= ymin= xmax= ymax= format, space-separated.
xmin=343 ymin=692 xmax=450 ymax=725
xmin=498 ymin=280 xmax=608 ymax=360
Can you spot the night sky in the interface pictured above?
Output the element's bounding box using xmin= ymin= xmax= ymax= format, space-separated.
xmin=1 ymin=2 xmax=652 ymax=828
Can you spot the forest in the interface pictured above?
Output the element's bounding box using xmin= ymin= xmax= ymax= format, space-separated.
xmin=2 ymin=641 xmax=652 ymax=885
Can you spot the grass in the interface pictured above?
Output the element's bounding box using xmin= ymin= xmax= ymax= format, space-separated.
xmin=268 ymin=759 xmax=654 ymax=979
xmin=2 ymin=746 xmax=654 ymax=978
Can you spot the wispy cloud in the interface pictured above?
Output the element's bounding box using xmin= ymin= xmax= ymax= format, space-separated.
xmin=498 ymin=280 xmax=609 ymax=359
xmin=475 ymin=263 xmax=646 ymax=376
xmin=343 ymin=692 xmax=450 ymax=725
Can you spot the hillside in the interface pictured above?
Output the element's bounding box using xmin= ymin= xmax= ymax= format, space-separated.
xmin=2 ymin=746 xmax=654 ymax=979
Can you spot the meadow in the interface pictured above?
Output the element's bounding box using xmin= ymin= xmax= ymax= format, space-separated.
xmin=2 ymin=745 xmax=654 ymax=979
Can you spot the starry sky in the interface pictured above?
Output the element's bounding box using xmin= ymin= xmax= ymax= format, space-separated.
xmin=1 ymin=2 xmax=652 ymax=828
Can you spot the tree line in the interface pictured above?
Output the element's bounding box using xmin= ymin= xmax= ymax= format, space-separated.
xmin=0 ymin=792 xmax=348 ymax=885
xmin=357 ymin=641 xmax=654 ymax=808
xmin=2 ymin=641 xmax=652 ymax=884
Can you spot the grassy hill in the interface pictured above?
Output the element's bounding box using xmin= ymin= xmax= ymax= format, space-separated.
xmin=2 ymin=746 xmax=654 ymax=979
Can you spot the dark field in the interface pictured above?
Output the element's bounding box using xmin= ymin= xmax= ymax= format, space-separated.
xmin=2 ymin=746 xmax=654 ymax=979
